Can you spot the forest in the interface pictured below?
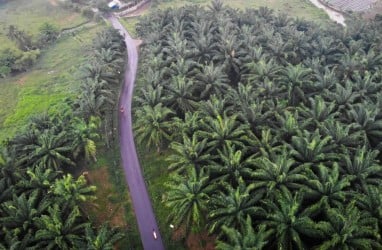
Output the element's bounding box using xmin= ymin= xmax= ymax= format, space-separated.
xmin=0 ymin=27 xmax=127 ymax=249
xmin=134 ymin=0 xmax=382 ymax=249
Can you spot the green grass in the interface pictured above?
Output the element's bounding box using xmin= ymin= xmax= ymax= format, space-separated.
xmin=145 ymin=0 xmax=329 ymax=23
xmin=119 ymin=17 xmax=139 ymax=37
xmin=118 ymin=0 xmax=330 ymax=39
xmin=0 ymin=24 xmax=102 ymax=141
xmin=0 ymin=0 xmax=86 ymax=49
xmin=92 ymin=142 xmax=143 ymax=249
xmin=0 ymin=0 xmax=98 ymax=141
xmin=138 ymin=148 xmax=186 ymax=250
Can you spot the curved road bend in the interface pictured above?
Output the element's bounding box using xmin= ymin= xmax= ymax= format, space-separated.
xmin=108 ymin=15 xmax=165 ymax=250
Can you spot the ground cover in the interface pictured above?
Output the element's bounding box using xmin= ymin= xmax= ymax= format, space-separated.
xmin=0 ymin=1 xmax=138 ymax=248
xmin=0 ymin=0 xmax=92 ymax=141
xmin=129 ymin=0 xmax=331 ymax=249
xmin=83 ymin=143 xmax=142 ymax=249
xmin=0 ymin=0 xmax=86 ymax=49
xmin=125 ymin=0 xmax=329 ymax=23
xmin=0 ymin=24 xmax=101 ymax=141
xmin=138 ymin=148 xmax=186 ymax=250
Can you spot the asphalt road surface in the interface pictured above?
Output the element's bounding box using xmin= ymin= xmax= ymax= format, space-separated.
xmin=108 ymin=15 xmax=165 ymax=250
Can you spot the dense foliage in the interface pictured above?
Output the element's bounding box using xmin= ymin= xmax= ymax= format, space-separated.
xmin=0 ymin=23 xmax=60 ymax=78
xmin=135 ymin=0 xmax=382 ymax=248
xmin=0 ymin=27 xmax=126 ymax=249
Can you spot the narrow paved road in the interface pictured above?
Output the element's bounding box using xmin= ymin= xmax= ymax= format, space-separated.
xmin=108 ymin=15 xmax=165 ymax=250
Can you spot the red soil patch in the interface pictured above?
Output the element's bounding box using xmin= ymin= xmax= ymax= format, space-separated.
xmin=17 ymin=75 xmax=28 ymax=86
xmin=82 ymin=168 xmax=129 ymax=228
xmin=187 ymin=231 xmax=216 ymax=250
xmin=49 ymin=0 xmax=58 ymax=6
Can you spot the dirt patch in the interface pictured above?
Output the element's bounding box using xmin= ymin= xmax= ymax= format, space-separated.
xmin=58 ymin=13 xmax=79 ymax=26
xmin=187 ymin=231 xmax=216 ymax=250
xmin=49 ymin=0 xmax=58 ymax=7
xmin=363 ymin=1 xmax=382 ymax=19
xmin=134 ymin=39 xmax=143 ymax=47
xmin=82 ymin=168 xmax=129 ymax=228
xmin=17 ymin=75 xmax=28 ymax=86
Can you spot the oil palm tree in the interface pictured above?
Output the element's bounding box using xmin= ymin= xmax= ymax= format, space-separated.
xmin=252 ymin=149 xmax=308 ymax=196
xmin=355 ymin=185 xmax=382 ymax=229
xmin=347 ymin=104 xmax=382 ymax=148
xmin=70 ymin=116 xmax=100 ymax=162
xmin=19 ymin=131 xmax=75 ymax=170
xmin=289 ymin=130 xmax=337 ymax=165
xmin=208 ymin=179 xmax=264 ymax=235
xmin=319 ymin=119 xmax=364 ymax=150
xmin=303 ymin=163 xmax=351 ymax=208
xmin=34 ymin=204 xmax=88 ymax=249
xmin=164 ymin=75 xmax=199 ymax=115
xmin=198 ymin=114 xmax=250 ymax=151
xmin=165 ymin=168 xmax=212 ymax=235
xmin=51 ymin=174 xmax=96 ymax=208
xmin=0 ymin=190 xmax=49 ymax=235
xmin=208 ymin=143 xmax=255 ymax=185
xmin=134 ymin=103 xmax=174 ymax=153
xmin=20 ymin=164 xmax=60 ymax=195
xmin=80 ymin=223 xmax=124 ymax=250
xmin=195 ymin=62 xmax=230 ymax=99
xmin=167 ymin=134 xmax=212 ymax=174
xmin=339 ymin=146 xmax=382 ymax=189
xmin=216 ymin=216 xmax=271 ymax=250
xmin=262 ymin=190 xmax=322 ymax=250
xmin=279 ymin=63 xmax=313 ymax=106
xmin=316 ymin=203 xmax=381 ymax=250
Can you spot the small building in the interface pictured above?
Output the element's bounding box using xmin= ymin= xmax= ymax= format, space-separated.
xmin=108 ymin=0 xmax=121 ymax=9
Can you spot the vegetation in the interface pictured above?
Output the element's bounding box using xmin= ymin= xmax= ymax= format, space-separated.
xmin=134 ymin=0 xmax=382 ymax=248
xmin=0 ymin=26 xmax=128 ymax=248
xmin=0 ymin=0 xmax=87 ymax=77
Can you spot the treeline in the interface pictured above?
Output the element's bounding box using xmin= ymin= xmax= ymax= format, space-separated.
xmin=0 ymin=27 xmax=126 ymax=249
xmin=0 ymin=23 xmax=59 ymax=78
xmin=134 ymin=0 xmax=382 ymax=249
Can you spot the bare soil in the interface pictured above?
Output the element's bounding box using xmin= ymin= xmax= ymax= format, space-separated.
xmin=82 ymin=168 xmax=129 ymax=228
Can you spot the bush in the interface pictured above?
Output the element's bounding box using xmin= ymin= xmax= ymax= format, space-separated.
xmin=37 ymin=23 xmax=59 ymax=48
xmin=12 ymin=49 xmax=40 ymax=72
xmin=0 ymin=48 xmax=20 ymax=77
xmin=82 ymin=6 xmax=94 ymax=19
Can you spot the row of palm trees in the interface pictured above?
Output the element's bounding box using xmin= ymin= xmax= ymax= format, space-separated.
xmin=134 ymin=1 xmax=382 ymax=249
xmin=0 ymin=27 xmax=127 ymax=249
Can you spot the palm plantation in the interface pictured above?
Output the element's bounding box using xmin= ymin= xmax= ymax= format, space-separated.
xmin=134 ymin=0 xmax=382 ymax=248
xmin=0 ymin=27 xmax=126 ymax=248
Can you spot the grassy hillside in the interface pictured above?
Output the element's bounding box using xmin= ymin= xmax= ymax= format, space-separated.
xmin=0 ymin=0 xmax=86 ymax=49
xmin=0 ymin=0 xmax=92 ymax=141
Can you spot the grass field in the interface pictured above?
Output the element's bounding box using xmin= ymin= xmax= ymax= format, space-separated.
xmin=120 ymin=0 xmax=330 ymax=39
xmin=122 ymin=0 xmax=330 ymax=25
xmin=0 ymin=0 xmax=99 ymax=141
xmin=0 ymin=0 xmax=86 ymax=49
xmin=0 ymin=24 xmax=102 ymax=141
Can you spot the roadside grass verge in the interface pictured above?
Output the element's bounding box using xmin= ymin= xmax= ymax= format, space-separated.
xmin=83 ymin=141 xmax=142 ymax=250
xmin=119 ymin=18 xmax=139 ymax=37
xmin=138 ymin=148 xmax=186 ymax=250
